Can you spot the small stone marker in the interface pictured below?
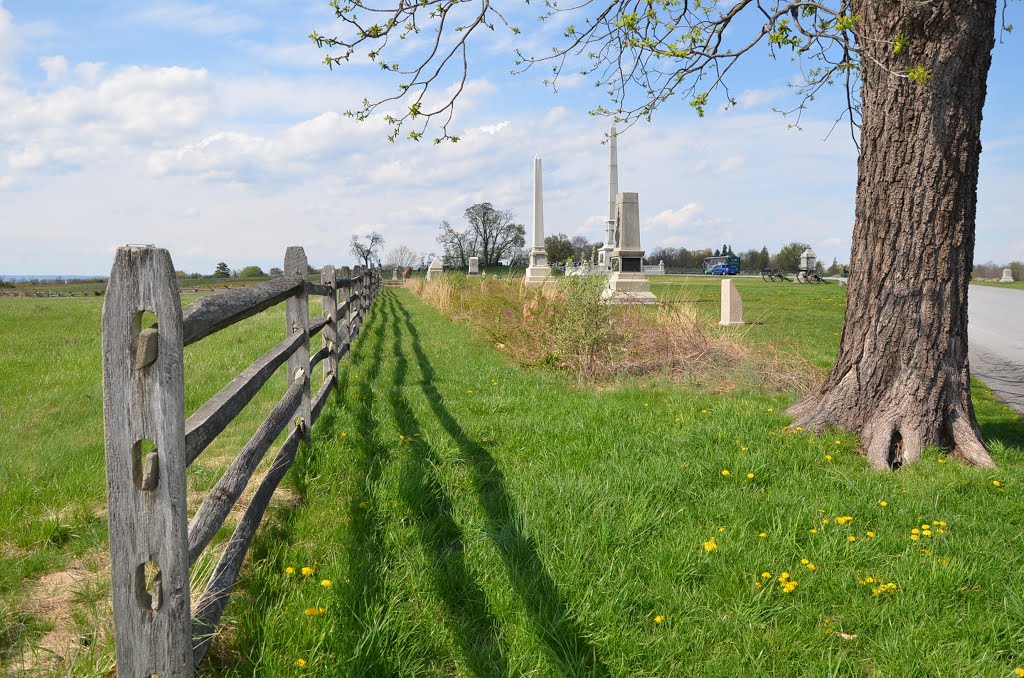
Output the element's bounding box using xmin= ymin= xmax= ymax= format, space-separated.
xmin=468 ymin=257 xmax=479 ymax=275
xmin=392 ymin=269 xmax=398 ymax=281
xmin=720 ymin=279 xmax=744 ymax=326
xmin=426 ymin=258 xmax=443 ymax=281
xmin=1000 ymin=268 xmax=1014 ymax=283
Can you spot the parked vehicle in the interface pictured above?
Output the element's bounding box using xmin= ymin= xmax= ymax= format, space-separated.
xmin=704 ymin=255 xmax=740 ymax=275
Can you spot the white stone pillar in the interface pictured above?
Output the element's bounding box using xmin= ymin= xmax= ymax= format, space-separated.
xmin=602 ymin=124 xmax=618 ymax=271
xmin=603 ymin=193 xmax=657 ymax=304
xmin=525 ymin=154 xmax=554 ymax=286
xmin=720 ymin=279 xmax=744 ymax=326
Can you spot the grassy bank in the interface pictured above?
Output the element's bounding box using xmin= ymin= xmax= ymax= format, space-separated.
xmin=216 ymin=288 xmax=1024 ymax=676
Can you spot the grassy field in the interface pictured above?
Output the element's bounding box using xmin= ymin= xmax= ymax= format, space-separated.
xmin=972 ymin=279 xmax=1024 ymax=290
xmin=1 ymin=280 xmax=1023 ymax=675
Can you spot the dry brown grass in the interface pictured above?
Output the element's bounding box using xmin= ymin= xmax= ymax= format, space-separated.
xmin=408 ymin=273 xmax=819 ymax=392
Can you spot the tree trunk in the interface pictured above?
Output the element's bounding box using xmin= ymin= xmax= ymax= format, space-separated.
xmin=788 ymin=1 xmax=997 ymax=470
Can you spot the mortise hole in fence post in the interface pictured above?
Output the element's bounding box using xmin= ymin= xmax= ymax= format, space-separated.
xmin=135 ymin=560 xmax=163 ymax=612
xmin=133 ymin=439 xmax=160 ymax=491
xmin=284 ymin=246 xmax=312 ymax=437
xmin=102 ymin=246 xmax=193 ymax=677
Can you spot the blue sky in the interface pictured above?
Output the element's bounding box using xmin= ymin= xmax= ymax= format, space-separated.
xmin=0 ymin=1 xmax=1021 ymax=275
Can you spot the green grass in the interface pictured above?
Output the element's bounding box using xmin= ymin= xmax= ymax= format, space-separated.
xmin=972 ymin=279 xmax=1024 ymax=290
xmin=2 ymin=280 xmax=1023 ymax=676
xmin=211 ymin=288 xmax=1024 ymax=676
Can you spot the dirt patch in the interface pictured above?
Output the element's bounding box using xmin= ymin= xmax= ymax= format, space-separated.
xmin=5 ymin=556 xmax=111 ymax=676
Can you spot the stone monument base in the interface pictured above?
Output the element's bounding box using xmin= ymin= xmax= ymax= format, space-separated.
xmin=524 ymin=266 xmax=555 ymax=287
xmin=1000 ymin=268 xmax=1014 ymax=283
xmin=602 ymin=272 xmax=657 ymax=304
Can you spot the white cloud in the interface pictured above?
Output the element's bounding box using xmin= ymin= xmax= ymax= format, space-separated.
xmin=714 ymin=154 xmax=745 ymax=174
xmin=39 ymin=55 xmax=68 ymax=83
xmin=476 ymin=120 xmax=510 ymax=135
xmin=74 ymin=62 xmax=105 ymax=86
xmin=732 ymin=87 xmax=785 ymax=110
xmin=0 ymin=175 xmax=14 ymax=189
xmin=131 ymin=3 xmax=261 ymax=36
xmin=648 ymin=203 xmax=703 ymax=230
xmin=818 ymin=237 xmax=842 ymax=248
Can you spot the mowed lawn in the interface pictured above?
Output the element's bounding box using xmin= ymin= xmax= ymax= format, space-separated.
xmin=1 ymin=281 xmax=1023 ymax=675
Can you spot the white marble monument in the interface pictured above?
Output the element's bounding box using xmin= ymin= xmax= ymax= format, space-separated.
xmin=426 ymin=258 xmax=443 ymax=281
xmin=468 ymin=256 xmax=479 ymax=275
xmin=1001 ymin=268 xmax=1014 ymax=283
xmin=524 ymin=154 xmax=554 ymax=287
xmin=719 ymin=279 xmax=744 ymax=326
xmin=602 ymin=193 xmax=657 ymax=304
xmin=599 ymin=124 xmax=618 ymax=272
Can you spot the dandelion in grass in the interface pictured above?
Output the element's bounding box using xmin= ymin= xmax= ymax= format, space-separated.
xmin=879 ymin=500 xmax=888 ymax=507
xmin=321 ymin=579 xmax=332 ymax=587
xmin=866 ymin=531 xmax=876 ymax=539
xmin=704 ymin=538 xmax=718 ymax=552
xmin=809 ymin=529 xmax=818 ymax=534
xmin=795 ymin=426 xmax=803 ymax=431
xmin=301 ymin=566 xmax=314 ymax=576
xmin=721 ymin=469 xmax=731 ymax=476
xmin=801 ymin=559 xmax=809 ymax=565
xmin=835 ymin=439 xmax=841 ymax=445
xmin=701 ymin=409 xmax=708 ymax=414
xmin=741 ymin=447 xmax=749 ymax=451
xmin=993 ymin=480 xmax=1002 ymax=487
xmin=746 ymin=473 xmax=755 ymax=479
xmin=654 ymin=614 xmax=664 ymax=625
xmin=806 ymin=562 xmax=816 ymax=570
xmin=341 ymin=432 xmax=348 ymax=437
xmin=824 ymin=454 xmax=833 ymax=461
xmin=305 ymin=607 xmax=320 ymax=616
xmin=285 ymin=566 xmax=295 ymax=575
xmin=644 ymin=403 xmax=649 ymax=408
xmin=848 ymin=535 xmax=857 ymax=542
xmin=295 ymin=658 xmax=307 ymax=668
xmin=761 ymin=571 xmax=772 ymax=579
xmin=758 ymin=532 xmax=767 ymax=538
xmin=767 ymin=408 xmax=774 ymax=412
xmin=718 ymin=527 xmax=726 ymax=533
xmin=1014 ymin=668 xmax=1024 ymax=677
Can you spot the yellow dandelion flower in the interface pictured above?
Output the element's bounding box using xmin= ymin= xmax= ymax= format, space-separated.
xmin=910 ymin=534 xmax=920 ymax=541
xmin=761 ymin=571 xmax=772 ymax=578
xmin=922 ymin=530 xmax=932 ymax=536
xmin=305 ymin=607 xmax=319 ymax=616
xmin=321 ymin=579 xmax=332 ymax=587
xmin=879 ymin=500 xmax=888 ymax=507
xmin=993 ymin=480 xmax=1001 ymax=487
xmin=822 ymin=519 xmax=830 ymax=525
xmin=801 ymin=559 xmax=809 ymax=565
xmin=809 ymin=529 xmax=818 ymax=534
xmin=866 ymin=531 xmax=876 ymax=538
xmin=703 ymin=539 xmax=718 ymax=552
xmin=721 ymin=469 xmax=731 ymax=476
xmin=301 ymin=566 xmax=314 ymax=576
xmin=701 ymin=409 xmax=708 ymax=414
xmin=824 ymin=455 xmax=833 ymax=461
xmin=1014 ymin=668 xmax=1024 ymax=677
xmin=936 ymin=528 xmax=945 ymax=534
xmin=758 ymin=532 xmax=767 ymax=538
xmin=835 ymin=440 xmax=841 ymax=445
xmin=795 ymin=426 xmax=803 ymax=431
xmin=741 ymin=447 xmax=749 ymax=451
xmin=295 ymin=658 xmax=307 ymax=667
xmin=341 ymin=431 xmax=348 ymax=437
xmin=848 ymin=535 xmax=857 ymax=542
xmin=644 ymin=403 xmax=649 ymax=407
xmin=807 ymin=563 xmax=817 ymax=570
xmin=755 ymin=581 xmax=762 ymax=588
xmin=654 ymin=614 xmax=664 ymax=625
xmin=285 ymin=566 xmax=295 ymax=575
xmin=911 ymin=528 xmax=920 ymax=534
xmin=718 ymin=527 xmax=726 ymax=533
xmin=746 ymin=472 xmax=755 ymax=479
xmin=767 ymin=408 xmax=774 ymax=412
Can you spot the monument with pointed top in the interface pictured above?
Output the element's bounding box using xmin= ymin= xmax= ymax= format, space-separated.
xmin=602 ymin=192 xmax=657 ymax=304
xmin=426 ymin=257 xmax=443 ymax=281
xmin=599 ymin=124 xmax=618 ymax=272
xmin=524 ymin=154 xmax=554 ymax=287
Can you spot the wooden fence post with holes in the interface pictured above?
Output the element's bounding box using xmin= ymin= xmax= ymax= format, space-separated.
xmin=284 ymin=246 xmax=312 ymax=435
xmin=338 ymin=266 xmax=352 ymax=353
xmin=102 ymin=246 xmax=194 ymax=677
xmin=321 ymin=265 xmax=338 ymax=385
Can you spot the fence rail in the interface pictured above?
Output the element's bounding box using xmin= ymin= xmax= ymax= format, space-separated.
xmin=101 ymin=244 xmax=379 ymax=676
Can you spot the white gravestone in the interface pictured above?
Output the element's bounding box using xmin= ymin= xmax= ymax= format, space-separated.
xmin=1000 ymin=268 xmax=1014 ymax=283
xmin=468 ymin=257 xmax=479 ymax=275
xmin=426 ymin=258 xmax=443 ymax=281
xmin=602 ymin=193 xmax=657 ymax=304
xmin=720 ymin=279 xmax=744 ymax=326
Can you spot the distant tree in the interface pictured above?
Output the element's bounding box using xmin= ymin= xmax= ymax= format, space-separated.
xmin=437 ymin=219 xmax=476 ymax=268
xmin=268 ymin=267 xmax=283 ymax=277
xmin=544 ymin=233 xmax=574 ymax=264
xmin=213 ymin=262 xmax=230 ymax=278
xmin=771 ymin=242 xmax=811 ymax=272
xmin=1010 ymin=261 xmax=1023 ymax=282
xmin=384 ymin=245 xmax=420 ymax=270
xmin=827 ymin=257 xmax=841 ymax=275
xmin=239 ymin=265 xmax=267 ymax=278
xmin=713 ymin=248 xmax=721 ymax=257
xmin=570 ymin=235 xmax=594 ymax=262
xmin=350 ymin=232 xmax=385 ymax=269
xmin=463 ymin=203 xmax=526 ymax=266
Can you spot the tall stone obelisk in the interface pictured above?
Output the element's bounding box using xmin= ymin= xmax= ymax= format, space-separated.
xmin=602 ymin=192 xmax=657 ymax=304
xmin=524 ymin=154 xmax=553 ymax=286
xmin=601 ymin=123 xmax=618 ymax=271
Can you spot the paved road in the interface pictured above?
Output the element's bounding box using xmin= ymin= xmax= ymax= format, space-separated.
xmin=969 ymin=284 xmax=1024 ymax=414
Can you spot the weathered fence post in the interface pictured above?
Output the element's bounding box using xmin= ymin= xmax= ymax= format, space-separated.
xmin=321 ymin=265 xmax=338 ymax=385
xmin=352 ymin=265 xmax=363 ymax=334
xmin=338 ymin=266 xmax=352 ymax=353
xmin=284 ymin=247 xmax=312 ymax=435
xmin=102 ymin=246 xmax=193 ymax=677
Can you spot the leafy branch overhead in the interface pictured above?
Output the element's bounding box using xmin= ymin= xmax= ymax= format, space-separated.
xmin=310 ymin=0 xmax=953 ymax=145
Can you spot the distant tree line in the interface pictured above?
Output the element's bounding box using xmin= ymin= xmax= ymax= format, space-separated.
xmin=437 ymin=203 xmax=526 ymax=268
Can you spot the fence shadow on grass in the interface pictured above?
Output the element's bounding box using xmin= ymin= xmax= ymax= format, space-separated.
xmin=381 ymin=292 xmax=511 ymax=677
xmin=394 ymin=294 xmax=611 ymax=677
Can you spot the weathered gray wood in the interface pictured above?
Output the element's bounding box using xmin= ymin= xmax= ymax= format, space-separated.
xmin=184 ymin=329 xmax=305 ymax=465
xmin=192 ymin=425 xmax=302 ymax=667
xmin=187 ymin=377 xmax=303 ymax=564
xmin=181 ymin=277 xmax=302 ymax=346
xmin=309 ymin=345 xmax=329 ymax=372
xmin=284 ymin=247 xmax=312 ymax=435
xmin=321 ymin=265 xmax=339 ymax=386
xmin=102 ymin=246 xmax=193 ymax=677
xmin=307 ymin=315 xmax=329 ymax=338
xmin=338 ymin=266 xmax=353 ymax=355
xmin=311 ymin=373 xmax=335 ymax=425
xmin=304 ymin=281 xmax=333 ymax=297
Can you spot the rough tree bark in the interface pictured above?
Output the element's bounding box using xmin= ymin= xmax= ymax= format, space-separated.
xmin=788 ymin=0 xmax=997 ymax=470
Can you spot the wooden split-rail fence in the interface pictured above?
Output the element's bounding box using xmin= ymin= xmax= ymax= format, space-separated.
xmin=101 ymin=244 xmax=380 ymax=676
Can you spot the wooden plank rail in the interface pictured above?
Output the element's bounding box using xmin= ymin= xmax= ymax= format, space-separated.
xmin=102 ymin=244 xmax=380 ymax=675
xmin=186 ymin=376 xmax=305 ymax=564
xmin=181 ymin=277 xmax=303 ymax=346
